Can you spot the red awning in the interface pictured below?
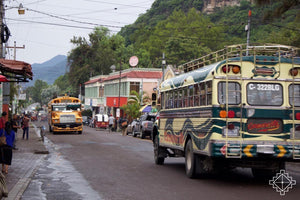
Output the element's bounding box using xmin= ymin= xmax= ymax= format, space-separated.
xmin=0 ymin=75 xmax=8 ymax=82
xmin=0 ymin=59 xmax=32 ymax=82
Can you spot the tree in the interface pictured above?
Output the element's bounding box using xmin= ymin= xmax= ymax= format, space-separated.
xmin=68 ymin=27 xmax=127 ymax=96
xmin=41 ymin=85 xmax=60 ymax=106
xmin=122 ymin=90 xmax=151 ymax=122
xmin=255 ymin=0 xmax=300 ymax=20
xmin=26 ymin=79 xmax=48 ymax=105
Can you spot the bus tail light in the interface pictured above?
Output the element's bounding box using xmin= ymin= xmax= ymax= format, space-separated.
xmin=222 ymin=66 xmax=230 ymax=73
xmin=290 ymin=68 xmax=298 ymax=76
xmin=296 ymin=113 xmax=300 ymax=120
xmin=219 ymin=110 xmax=235 ymax=118
xmin=228 ymin=123 xmax=235 ymax=130
xmin=232 ymin=66 xmax=240 ymax=74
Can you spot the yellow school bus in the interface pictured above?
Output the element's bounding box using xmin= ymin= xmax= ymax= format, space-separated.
xmin=48 ymin=95 xmax=83 ymax=134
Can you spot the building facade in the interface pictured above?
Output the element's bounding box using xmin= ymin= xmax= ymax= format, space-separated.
xmin=84 ymin=68 xmax=162 ymax=118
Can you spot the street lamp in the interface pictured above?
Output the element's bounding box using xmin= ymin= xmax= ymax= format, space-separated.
xmin=18 ymin=3 xmax=25 ymax=15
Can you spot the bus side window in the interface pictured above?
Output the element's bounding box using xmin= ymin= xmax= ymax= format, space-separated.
xmin=184 ymin=88 xmax=188 ymax=107
xmin=206 ymin=81 xmax=212 ymax=105
xmin=174 ymin=90 xmax=178 ymax=108
xmin=200 ymin=82 xmax=206 ymax=106
xmin=178 ymin=89 xmax=183 ymax=108
xmin=189 ymin=85 xmax=194 ymax=107
xmin=194 ymin=84 xmax=200 ymax=106
xmin=170 ymin=91 xmax=174 ymax=108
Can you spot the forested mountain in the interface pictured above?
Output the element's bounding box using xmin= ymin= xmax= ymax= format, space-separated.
xmin=27 ymin=55 xmax=67 ymax=87
xmin=57 ymin=0 xmax=300 ymax=96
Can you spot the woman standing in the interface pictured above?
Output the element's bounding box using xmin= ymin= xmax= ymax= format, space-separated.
xmin=0 ymin=121 xmax=15 ymax=174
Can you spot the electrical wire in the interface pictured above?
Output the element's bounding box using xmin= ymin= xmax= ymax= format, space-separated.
xmin=6 ymin=18 xmax=96 ymax=30
xmin=24 ymin=7 xmax=124 ymax=28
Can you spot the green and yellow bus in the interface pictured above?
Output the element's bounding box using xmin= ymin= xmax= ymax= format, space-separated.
xmin=152 ymin=44 xmax=300 ymax=179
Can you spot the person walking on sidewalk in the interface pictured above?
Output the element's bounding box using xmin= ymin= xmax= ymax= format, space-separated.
xmin=0 ymin=112 xmax=7 ymax=131
xmin=11 ymin=114 xmax=20 ymax=150
xmin=0 ymin=121 xmax=15 ymax=174
xmin=22 ymin=114 xmax=30 ymax=140
xmin=108 ymin=114 xmax=114 ymax=132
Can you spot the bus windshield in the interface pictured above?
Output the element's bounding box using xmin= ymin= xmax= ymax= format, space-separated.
xmin=247 ymin=83 xmax=283 ymax=106
xmin=52 ymin=104 xmax=81 ymax=111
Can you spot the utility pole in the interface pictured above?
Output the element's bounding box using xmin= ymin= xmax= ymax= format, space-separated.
xmin=6 ymin=41 xmax=25 ymax=60
xmin=0 ymin=0 xmax=4 ymax=58
xmin=246 ymin=10 xmax=251 ymax=56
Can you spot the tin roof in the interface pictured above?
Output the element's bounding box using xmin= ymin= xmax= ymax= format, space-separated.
xmin=0 ymin=59 xmax=32 ymax=82
xmin=85 ymin=70 xmax=162 ymax=85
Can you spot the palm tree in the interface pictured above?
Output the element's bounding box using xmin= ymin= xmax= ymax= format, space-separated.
xmin=122 ymin=90 xmax=151 ymax=122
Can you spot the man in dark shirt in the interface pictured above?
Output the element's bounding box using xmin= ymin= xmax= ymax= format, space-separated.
xmin=11 ymin=114 xmax=20 ymax=150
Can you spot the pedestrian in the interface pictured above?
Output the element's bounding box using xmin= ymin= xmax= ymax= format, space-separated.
xmin=22 ymin=114 xmax=30 ymax=140
xmin=121 ymin=117 xmax=128 ymax=136
xmin=108 ymin=114 xmax=114 ymax=132
xmin=0 ymin=121 xmax=15 ymax=174
xmin=0 ymin=112 xmax=7 ymax=131
xmin=11 ymin=114 xmax=20 ymax=150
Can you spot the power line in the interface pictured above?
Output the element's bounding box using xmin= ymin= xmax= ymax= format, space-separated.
xmin=7 ymin=18 xmax=95 ymax=30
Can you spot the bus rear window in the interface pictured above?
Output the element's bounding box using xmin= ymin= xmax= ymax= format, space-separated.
xmin=247 ymin=83 xmax=283 ymax=106
xmin=289 ymin=84 xmax=300 ymax=106
xmin=218 ymin=82 xmax=241 ymax=105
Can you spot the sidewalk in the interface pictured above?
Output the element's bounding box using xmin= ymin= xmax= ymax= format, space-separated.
xmin=3 ymin=124 xmax=48 ymax=200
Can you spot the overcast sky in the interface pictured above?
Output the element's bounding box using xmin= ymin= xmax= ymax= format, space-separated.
xmin=4 ymin=0 xmax=154 ymax=64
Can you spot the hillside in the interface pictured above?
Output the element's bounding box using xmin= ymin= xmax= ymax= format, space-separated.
xmin=26 ymin=55 xmax=67 ymax=86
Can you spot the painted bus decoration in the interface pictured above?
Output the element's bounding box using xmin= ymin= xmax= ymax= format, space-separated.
xmin=152 ymin=44 xmax=300 ymax=179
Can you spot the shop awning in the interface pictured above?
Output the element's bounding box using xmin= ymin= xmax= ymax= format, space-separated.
xmin=139 ymin=104 xmax=152 ymax=113
xmin=0 ymin=59 xmax=32 ymax=82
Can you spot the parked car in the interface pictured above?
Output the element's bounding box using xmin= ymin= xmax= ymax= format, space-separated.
xmin=134 ymin=113 xmax=156 ymax=139
xmin=126 ymin=119 xmax=139 ymax=135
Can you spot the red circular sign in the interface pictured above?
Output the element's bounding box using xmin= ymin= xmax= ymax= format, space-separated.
xmin=129 ymin=56 xmax=139 ymax=67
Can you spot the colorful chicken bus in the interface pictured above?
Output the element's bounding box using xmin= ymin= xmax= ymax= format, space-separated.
xmin=152 ymin=44 xmax=300 ymax=179
xmin=48 ymin=95 xmax=83 ymax=134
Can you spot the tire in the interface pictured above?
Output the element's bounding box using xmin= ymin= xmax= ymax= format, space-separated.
xmin=185 ymin=140 xmax=197 ymax=178
xmin=49 ymin=125 xmax=52 ymax=132
xmin=141 ymin=131 xmax=145 ymax=139
xmin=78 ymin=131 xmax=82 ymax=134
xmin=133 ymin=128 xmax=137 ymax=137
xmin=154 ymin=135 xmax=165 ymax=165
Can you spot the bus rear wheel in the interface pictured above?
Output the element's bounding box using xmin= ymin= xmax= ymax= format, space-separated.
xmin=185 ymin=140 xmax=197 ymax=178
xmin=154 ymin=135 xmax=165 ymax=165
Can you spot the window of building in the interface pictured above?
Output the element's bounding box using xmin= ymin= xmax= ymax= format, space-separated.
xmin=130 ymin=82 xmax=140 ymax=94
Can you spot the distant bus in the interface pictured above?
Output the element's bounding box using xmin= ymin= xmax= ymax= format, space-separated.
xmin=48 ymin=95 xmax=83 ymax=134
xmin=152 ymin=44 xmax=300 ymax=179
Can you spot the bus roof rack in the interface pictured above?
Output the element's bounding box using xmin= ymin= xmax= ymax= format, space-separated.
xmin=181 ymin=43 xmax=300 ymax=73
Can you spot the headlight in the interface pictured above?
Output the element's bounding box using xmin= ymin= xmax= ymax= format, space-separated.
xmin=54 ymin=119 xmax=59 ymax=123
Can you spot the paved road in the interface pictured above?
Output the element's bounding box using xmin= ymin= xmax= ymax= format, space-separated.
xmin=23 ymin=121 xmax=300 ymax=200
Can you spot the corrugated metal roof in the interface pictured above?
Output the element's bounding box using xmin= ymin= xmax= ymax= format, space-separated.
xmin=85 ymin=70 xmax=162 ymax=85
xmin=0 ymin=59 xmax=32 ymax=82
